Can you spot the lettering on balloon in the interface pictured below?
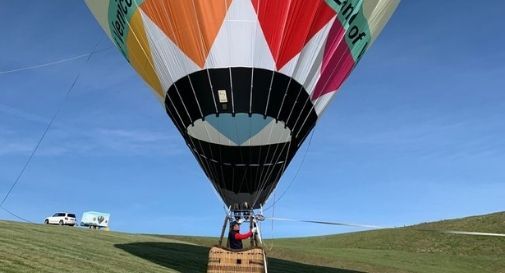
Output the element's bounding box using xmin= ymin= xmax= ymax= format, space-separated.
xmin=325 ymin=0 xmax=372 ymax=61
xmin=109 ymin=0 xmax=135 ymax=59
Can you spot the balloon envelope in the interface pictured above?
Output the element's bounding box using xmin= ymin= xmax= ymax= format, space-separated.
xmin=85 ymin=0 xmax=400 ymax=209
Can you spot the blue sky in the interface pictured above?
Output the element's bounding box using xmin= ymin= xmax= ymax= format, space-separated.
xmin=1 ymin=1 xmax=504 ymax=237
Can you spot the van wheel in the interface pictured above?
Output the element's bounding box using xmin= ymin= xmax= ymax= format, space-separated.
xmin=59 ymin=220 xmax=64 ymax=226
xmin=44 ymin=219 xmax=49 ymax=224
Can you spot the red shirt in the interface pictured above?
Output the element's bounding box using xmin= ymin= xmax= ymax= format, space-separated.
xmin=234 ymin=230 xmax=253 ymax=240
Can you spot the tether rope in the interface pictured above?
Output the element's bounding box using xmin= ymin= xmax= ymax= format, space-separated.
xmin=265 ymin=217 xmax=505 ymax=238
xmin=0 ymin=41 xmax=102 ymax=221
xmin=0 ymin=47 xmax=112 ymax=75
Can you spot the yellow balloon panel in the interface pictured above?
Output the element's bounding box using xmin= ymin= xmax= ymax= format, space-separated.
xmin=126 ymin=10 xmax=164 ymax=98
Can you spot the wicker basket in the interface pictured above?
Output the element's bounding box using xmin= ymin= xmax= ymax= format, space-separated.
xmin=207 ymin=246 xmax=266 ymax=273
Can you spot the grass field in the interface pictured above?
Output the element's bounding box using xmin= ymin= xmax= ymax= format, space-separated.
xmin=1 ymin=212 xmax=504 ymax=273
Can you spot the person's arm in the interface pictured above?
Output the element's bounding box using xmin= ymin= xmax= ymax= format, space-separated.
xmin=234 ymin=231 xmax=253 ymax=240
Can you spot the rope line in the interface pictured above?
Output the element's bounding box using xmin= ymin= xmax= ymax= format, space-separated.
xmin=0 ymin=41 xmax=101 ymax=215
xmin=265 ymin=217 xmax=505 ymax=238
xmin=263 ymin=130 xmax=314 ymax=211
xmin=0 ymin=206 xmax=33 ymax=223
xmin=0 ymin=47 xmax=112 ymax=75
xmin=0 ymin=75 xmax=80 ymax=207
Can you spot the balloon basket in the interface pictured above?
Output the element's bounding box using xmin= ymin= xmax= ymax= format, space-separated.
xmin=207 ymin=246 xmax=266 ymax=273
xmin=206 ymin=211 xmax=268 ymax=273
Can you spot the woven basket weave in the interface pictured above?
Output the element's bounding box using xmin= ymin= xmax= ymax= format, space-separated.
xmin=207 ymin=246 xmax=266 ymax=273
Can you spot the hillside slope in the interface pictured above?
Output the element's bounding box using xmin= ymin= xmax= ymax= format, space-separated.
xmin=0 ymin=221 xmax=354 ymax=273
xmin=267 ymin=211 xmax=505 ymax=273
xmin=167 ymin=212 xmax=505 ymax=273
xmin=1 ymin=212 xmax=504 ymax=273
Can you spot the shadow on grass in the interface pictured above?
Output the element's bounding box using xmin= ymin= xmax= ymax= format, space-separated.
xmin=115 ymin=242 xmax=364 ymax=273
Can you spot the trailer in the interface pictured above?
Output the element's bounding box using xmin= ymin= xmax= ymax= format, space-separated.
xmin=80 ymin=211 xmax=110 ymax=230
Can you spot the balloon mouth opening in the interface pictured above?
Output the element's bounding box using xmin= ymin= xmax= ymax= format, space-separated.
xmin=187 ymin=113 xmax=292 ymax=147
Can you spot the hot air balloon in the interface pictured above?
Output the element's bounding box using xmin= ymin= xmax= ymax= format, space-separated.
xmin=84 ymin=0 xmax=399 ymax=270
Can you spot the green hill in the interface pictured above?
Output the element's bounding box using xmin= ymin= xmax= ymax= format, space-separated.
xmin=1 ymin=212 xmax=504 ymax=273
xmin=264 ymin=211 xmax=505 ymax=273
